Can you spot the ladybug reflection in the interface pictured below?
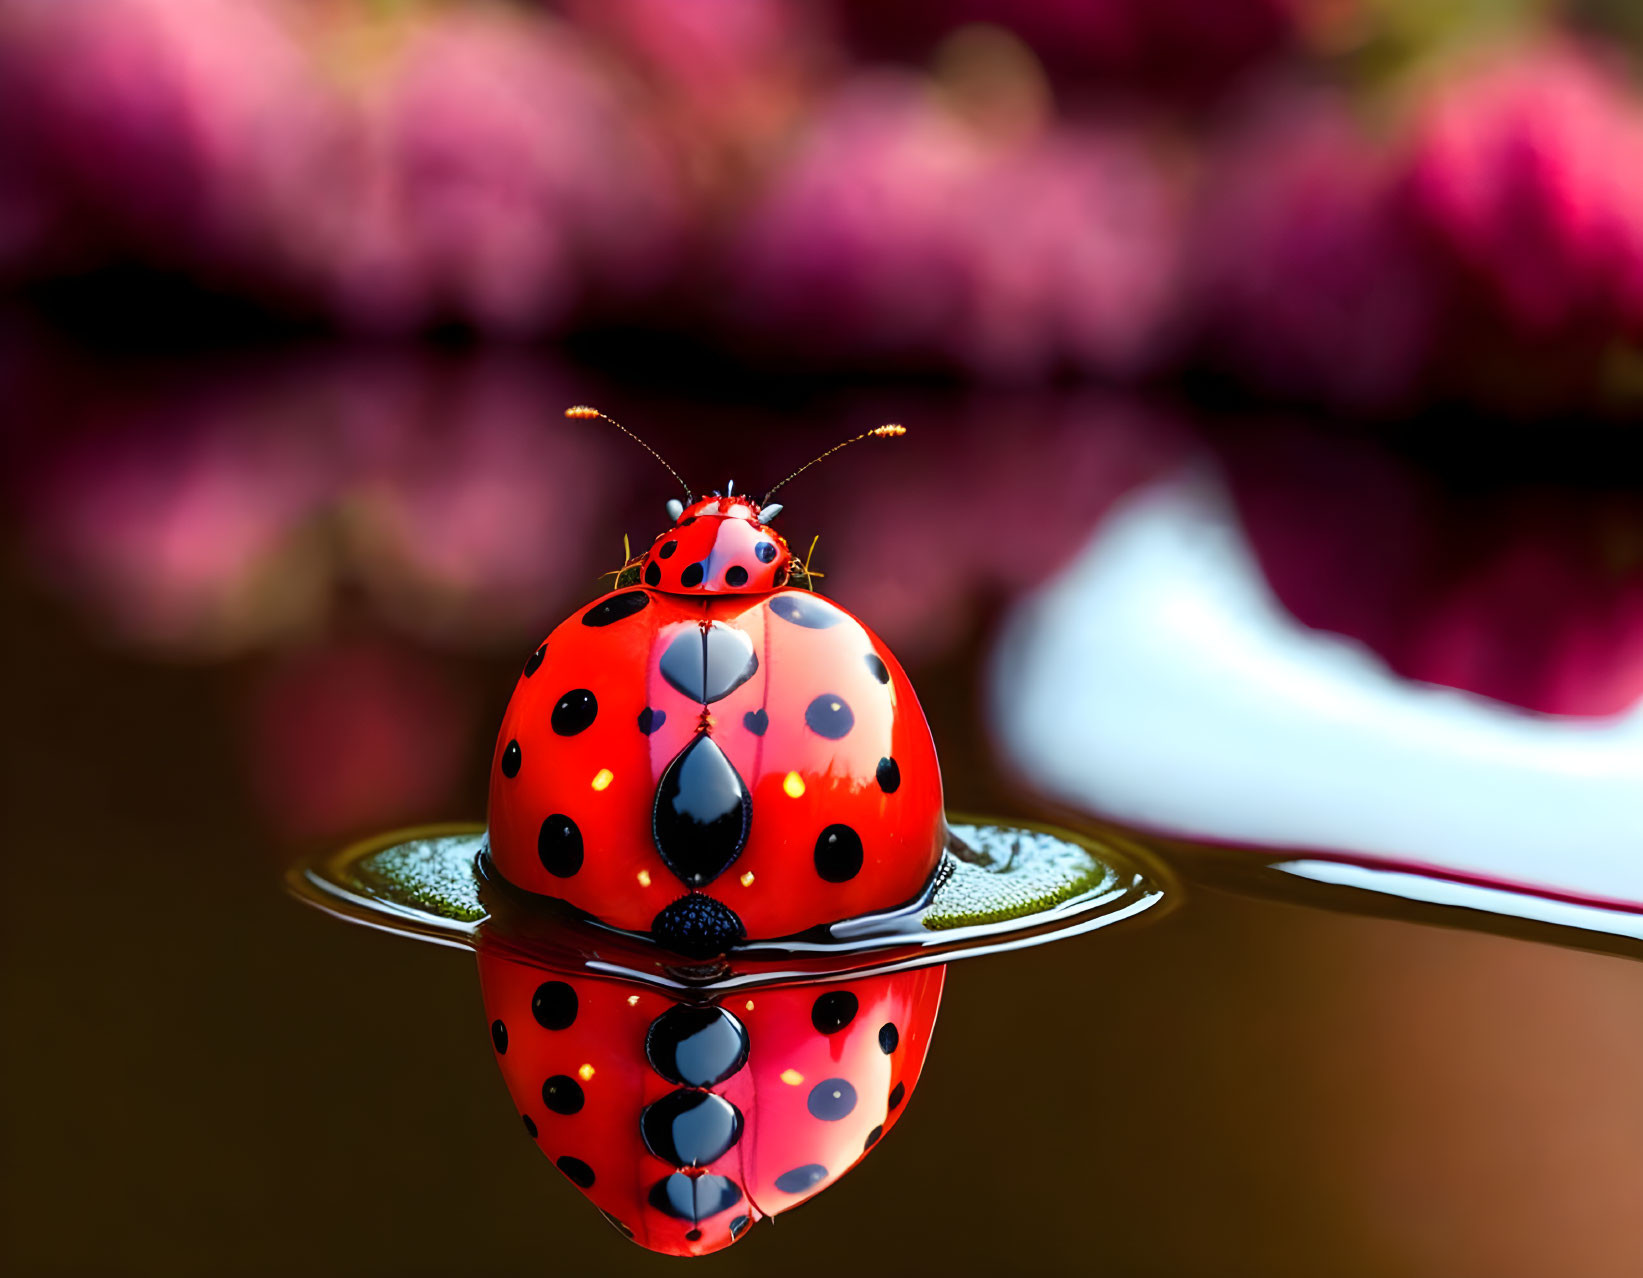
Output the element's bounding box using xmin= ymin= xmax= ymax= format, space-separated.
xmin=485 ymin=411 xmax=943 ymax=955
xmin=480 ymin=936 xmax=944 ymax=1256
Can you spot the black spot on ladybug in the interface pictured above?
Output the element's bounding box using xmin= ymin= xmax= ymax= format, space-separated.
xmin=875 ymin=757 xmax=900 ymax=793
xmin=649 ymin=1173 xmax=742 ymax=1222
xmin=864 ymin=1125 xmax=883 ymax=1151
xmin=879 ymin=1022 xmax=899 ymax=1054
xmin=769 ymin=593 xmax=845 ymax=629
xmin=645 ymin=562 xmax=662 ymax=587
xmin=681 ymin=561 xmax=706 ymax=588
xmin=808 ymin=1078 xmax=857 ymax=1121
xmin=774 ymin=1165 xmax=827 ymax=1194
xmin=814 ymin=824 xmax=863 ymax=883
xmin=743 ymin=709 xmax=768 ymax=736
xmin=638 ymin=706 xmax=666 ymax=734
xmin=551 ymin=688 xmax=598 ymax=735
xmin=601 ymin=1211 xmax=634 ymax=1239
xmin=641 ymin=1090 xmax=744 ymax=1168
xmin=804 ymin=694 xmax=854 ymax=739
xmin=524 ymin=643 xmax=547 ymax=677
xmin=491 ymin=1020 xmax=508 ymax=1053
xmin=542 ymin=1074 xmax=585 ymax=1114
xmin=523 ymin=1114 xmax=538 ymax=1139
xmin=811 ymin=990 xmax=858 ymax=1034
xmin=531 ymin=981 xmax=578 ymax=1030
xmin=686 ymin=1230 xmax=702 ymax=1243
xmin=646 ymin=1005 xmax=749 ymax=1088
xmin=888 ymin=1081 xmax=905 ymax=1111
xmin=661 ymin=623 xmax=758 ymax=704
xmin=755 ymin=541 xmax=778 ymax=563
xmin=725 ymin=565 xmax=748 ymax=587
xmin=659 ymin=540 xmax=678 ymax=559
xmin=730 ymin=1215 xmax=750 ymax=1240
xmin=538 ymin=814 xmax=584 ymax=878
xmin=653 ymin=736 xmax=751 ymax=886
xmin=556 ymin=1156 xmax=596 ymax=1189
xmin=502 ymin=740 xmax=522 ymax=778
xmin=679 ymin=516 xmax=697 ymax=526
xmin=651 ymin=894 xmax=746 ymax=959
xmin=865 ymin=652 xmax=890 ymax=684
xmin=583 ymin=590 xmax=650 ymax=627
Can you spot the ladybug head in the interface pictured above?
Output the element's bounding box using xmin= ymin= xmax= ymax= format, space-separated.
xmin=566 ymin=406 xmax=905 ymax=598
xmin=639 ymin=490 xmax=791 ymax=595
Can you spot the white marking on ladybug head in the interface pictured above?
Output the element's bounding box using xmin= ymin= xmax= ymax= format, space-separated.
xmin=760 ymin=502 xmax=783 ymax=522
xmin=666 ymin=498 xmax=684 ymax=521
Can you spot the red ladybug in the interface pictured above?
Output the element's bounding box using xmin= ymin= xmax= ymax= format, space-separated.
xmin=478 ymin=933 xmax=945 ymax=1256
xmin=486 ymin=409 xmax=945 ymax=956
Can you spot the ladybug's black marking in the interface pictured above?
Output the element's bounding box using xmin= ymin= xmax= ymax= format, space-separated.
xmin=538 ymin=814 xmax=584 ymax=878
xmin=601 ymin=1211 xmax=634 ymax=1239
xmin=502 ymin=740 xmax=522 ymax=778
xmin=651 ymin=894 xmax=746 ymax=959
xmin=583 ymin=590 xmax=650 ymax=627
xmin=551 ymin=688 xmax=598 ymax=735
xmin=888 ymin=1081 xmax=906 ymax=1111
xmin=730 ymin=1215 xmax=750 ymax=1240
xmin=524 ymin=643 xmax=547 ymax=677
xmin=808 ymin=1078 xmax=857 ymax=1121
xmin=660 ymin=623 xmax=758 ymax=705
xmin=878 ymin=1022 xmax=899 ymax=1054
xmin=804 ymin=694 xmax=854 ymax=739
xmin=864 ymin=1125 xmax=883 ymax=1151
xmin=811 ymin=990 xmax=858 ymax=1034
xmin=654 ymin=735 xmax=751 ymax=886
xmin=755 ymin=541 xmax=778 ymax=563
xmin=542 ymin=1075 xmax=585 ymax=1114
xmin=774 ymin=1165 xmax=827 ymax=1194
xmin=522 ymin=1114 xmax=538 ymax=1139
xmin=769 ymin=593 xmax=845 ymax=629
xmin=681 ymin=562 xmax=706 ymax=588
xmin=646 ymin=1005 xmax=749 ymax=1088
xmin=865 ymin=652 xmax=890 ymax=684
xmin=686 ymin=1230 xmax=702 ymax=1243
xmin=725 ymin=565 xmax=748 ymax=587
xmin=641 ymin=1089 xmax=744 ymax=1167
xmin=679 ymin=516 xmax=697 ymax=526
xmin=645 ymin=562 xmax=662 ymax=587
xmin=649 ymin=1173 xmax=742 ymax=1223
xmin=814 ymin=824 xmax=864 ymax=883
xmin=875 ymin=756 xmax=900 ymax=793
xmin=491 ymin=1020 xmax=508 ymax=1053
xmin=659 ymin=540 xmax=678 ymax=559
xmin=557 ymin=1156 xmax=596 ymax=1188
xmin=743 ymin=709 xmax=768 ymax=736
xmin=638 ymin=706 xmax=666 ymax=734
xmin=531 ymin=981 xmax=578 ymax=1030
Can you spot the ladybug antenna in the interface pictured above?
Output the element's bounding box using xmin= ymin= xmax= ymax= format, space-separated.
xmin=760 ymin=424 xmax=906 ymax=507
xmin=565 ymin=405 xmax=692 ymax=504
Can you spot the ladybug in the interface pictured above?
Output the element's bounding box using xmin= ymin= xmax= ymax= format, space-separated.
xmin=486 ymin=408 xmax=945 ymax=957
xmin=478 ymin=933 xmax=945 ymax=1256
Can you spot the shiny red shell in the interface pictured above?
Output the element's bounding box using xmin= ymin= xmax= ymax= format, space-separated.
xmin=486 ymin=580 xmax=945 ymax=943
xmin=479 ymin=937 xmax=945 ymax=1256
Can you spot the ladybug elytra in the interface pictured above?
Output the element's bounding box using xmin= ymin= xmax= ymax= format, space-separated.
xmin=486 ymin=409 xmax=945 ymax=957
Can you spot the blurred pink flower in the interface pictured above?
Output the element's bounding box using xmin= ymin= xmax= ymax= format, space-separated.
xmin=1186 ymin=87 xmax=1438 ymax=412
xmin=318 ymin=6 xmax=684 ymax=334
xmin=1404 ymin=41 xmax=1643 ymax=341
xmin=732 ymin=75 xmax=1184 ymax=381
